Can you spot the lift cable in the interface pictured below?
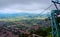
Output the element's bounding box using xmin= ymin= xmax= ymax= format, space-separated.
xmin=40 ymin=0 xmax=60 ymax=14
xmin=40 ymin=4 xmax=53 ymax=14
xmin=52 ymin=0 xmax=60 ymax=10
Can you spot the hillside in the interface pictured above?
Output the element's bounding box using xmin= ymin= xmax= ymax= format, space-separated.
xmin=0 ymin=13 xmax=50 ymax=18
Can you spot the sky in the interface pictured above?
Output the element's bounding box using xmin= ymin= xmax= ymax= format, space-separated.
xmin=0 ymin=0 xmax=58 ymax=14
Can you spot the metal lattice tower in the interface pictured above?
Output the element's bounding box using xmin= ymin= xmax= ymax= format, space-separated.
xmin=51 ymin=10 xmax=60 ymax=37
xmin=51 ymin=0 xmax=60 ymax=37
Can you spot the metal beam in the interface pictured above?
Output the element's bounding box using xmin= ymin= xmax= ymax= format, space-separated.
xmin=51 ymin=10 xmax=60 ymax=37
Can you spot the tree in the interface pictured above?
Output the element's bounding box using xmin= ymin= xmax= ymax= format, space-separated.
xmin=34 ymin=26 xmax=51 ymax=37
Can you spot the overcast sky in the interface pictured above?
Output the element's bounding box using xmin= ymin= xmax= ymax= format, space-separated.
xmin=0 ymin=0 xmax=58 ymax=14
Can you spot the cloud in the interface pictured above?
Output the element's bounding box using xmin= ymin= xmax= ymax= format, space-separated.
xmin=0 ymin=0 xmax=54 ymax=13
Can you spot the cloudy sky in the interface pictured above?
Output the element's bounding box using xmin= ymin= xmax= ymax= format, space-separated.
xmin=0 ymin=0 xmax=58 ymax=14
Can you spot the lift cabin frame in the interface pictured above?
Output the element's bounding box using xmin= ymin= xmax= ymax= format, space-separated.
xmin=51 ymin=10 xmax=60 ymax=37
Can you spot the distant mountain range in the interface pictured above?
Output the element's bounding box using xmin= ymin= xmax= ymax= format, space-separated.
xmin=0 ymin=12 xmax=50 ymax=18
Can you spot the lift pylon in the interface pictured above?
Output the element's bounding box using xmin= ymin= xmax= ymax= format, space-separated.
xmin=51 ymin=10 xmax=60 ymax=37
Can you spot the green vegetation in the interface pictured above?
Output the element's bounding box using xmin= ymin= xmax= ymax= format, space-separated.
xmin=46 ymin=34 xmax=52 ymax=37
xmin=29 ymin=26 xmax=52 ymax=37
